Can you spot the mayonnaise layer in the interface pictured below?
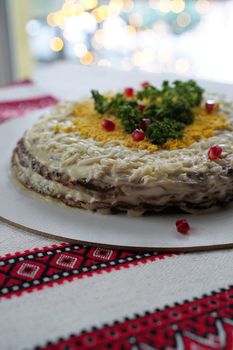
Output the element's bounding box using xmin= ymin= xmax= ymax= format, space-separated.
xmin=23 ymin=100 xmax=233 ymax=187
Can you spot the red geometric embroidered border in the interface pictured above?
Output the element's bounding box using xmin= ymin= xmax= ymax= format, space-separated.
xmin=38 ymin=286 xmax=233 ymax=350
xmin=0 ymin=243 xmax=170 ymax=299
xmin=0 ymin=96 xmax=58 ymax=123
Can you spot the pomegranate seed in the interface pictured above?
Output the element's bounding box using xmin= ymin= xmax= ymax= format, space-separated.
xmin=124 ymin=87 xmax=134 ymax=98
xmin=101 ymin=119 xmax=115 ymax=132
xmin=205 ymin=100 xmax=215 ymax=113
xmin=138 ymin=104 xmax=146 ymax=113
xmin=176 ymin=218 xmax=190 ymax=235
xmin=208 ymin=145 xmax=222 ymax=160
xmin=132 ymin=129 xmax=145 ymax=142
xmin=141 ymin=81 xmax=150 ymax=89
xmin=139 ymin=118 xmax=151 ymax=131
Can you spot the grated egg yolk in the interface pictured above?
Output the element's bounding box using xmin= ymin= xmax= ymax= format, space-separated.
xmin=53 ymin=101 xmax=228 ymax=153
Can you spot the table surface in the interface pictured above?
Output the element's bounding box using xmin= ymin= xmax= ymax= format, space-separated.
xmin=1 ymin=65 xmax=233 ymax=350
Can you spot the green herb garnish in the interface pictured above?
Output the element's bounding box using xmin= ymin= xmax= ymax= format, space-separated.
xmin=91 ymin=80 xmax=204 ymax=146
xmin=147 ymin=119 xmax=185 ymax=146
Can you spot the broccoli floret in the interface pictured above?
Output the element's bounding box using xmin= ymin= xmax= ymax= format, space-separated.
xmin=157 ymin=93 xmax=194 ymax=125
xmin=116 ymin=103 xmax=141 ymax=133
xmin=143 ymin=103 xmax=159 ymax=121
xmin=173 ymin=80 xmax=204 ymax=106
xmin=136 ymin=85 xmax=160 ymax=101
xmin=147 ymin=119 xmax=184 ymax=145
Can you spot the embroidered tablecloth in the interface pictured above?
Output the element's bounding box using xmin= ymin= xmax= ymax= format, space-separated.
xmin=1 ymin=69 xmax=233 ymax=350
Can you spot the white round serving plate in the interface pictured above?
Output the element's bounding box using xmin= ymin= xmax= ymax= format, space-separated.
xmin=1 ymin=111 xmax=233 ymax=252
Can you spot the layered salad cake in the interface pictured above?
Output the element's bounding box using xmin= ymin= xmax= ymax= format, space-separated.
xmin=12 ymin=80 xmax=233 ymax=215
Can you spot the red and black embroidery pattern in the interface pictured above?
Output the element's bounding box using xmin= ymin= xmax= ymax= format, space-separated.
xmin=0 ymin=96 xmax=58 ymax=123
xmin=0 ymin=243 xmax=169 ymax=299
xmin=38 ymin=286 xmax=233 ymax=350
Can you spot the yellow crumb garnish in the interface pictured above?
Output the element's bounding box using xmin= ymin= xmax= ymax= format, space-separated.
xmin=162 ymin=107 xmax=228 ymax=151
xmin=53 ymin=124 xmax=62 ymax=133
xmin=53 ymin=102 xmax=228 ymax=153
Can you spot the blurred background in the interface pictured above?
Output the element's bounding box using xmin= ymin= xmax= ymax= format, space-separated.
xmin=1 ymin=0 xmax=233 ymax=85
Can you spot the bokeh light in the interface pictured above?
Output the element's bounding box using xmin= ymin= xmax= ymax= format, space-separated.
xmin=74 ymin=43 xmax=88 ymax=57
xmin=49 ymin=37 xmax=64 ymax=52
xmin=176 ymin=12 xmax=191 ymax=27
xmin=149 ymin=0 xmax=159 ymax=10
xmin=171 ymin=0 xmax=185 ymax=14
xmin=122 ymin=0 xmax=134 ymax=13
xmin=26 ymin=0 xmax=233 ymax=83
xmin=129 ymin=12 xmax=143 ymax=27
xmin=158 ymin=0 xmax=172 ymax=14
xmin=80 ymin=51 xmax=94 ymax=64
xmin=195 ymin=0 xmax=210 ymax=14
xmin=81 ymin=0 xmax=98 ymax=10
